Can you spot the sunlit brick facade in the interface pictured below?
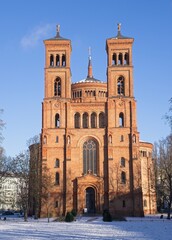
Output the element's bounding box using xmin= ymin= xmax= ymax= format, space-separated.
xmin=39 ymin=24 xmax=156 ymax=217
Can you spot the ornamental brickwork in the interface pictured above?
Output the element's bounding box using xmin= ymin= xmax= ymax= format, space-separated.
xmin=37 ymin=24 xmax=156 ymax=217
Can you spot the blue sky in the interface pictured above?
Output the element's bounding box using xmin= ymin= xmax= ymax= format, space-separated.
xmin=0 ymin=0 xmax=172 ymax=157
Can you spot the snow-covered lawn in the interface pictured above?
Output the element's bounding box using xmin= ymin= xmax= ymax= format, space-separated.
xmin=0 ymin=215 xmax=172 ymax=240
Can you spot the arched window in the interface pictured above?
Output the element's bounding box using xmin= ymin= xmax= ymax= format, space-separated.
xmin=109 ymin=135 xmax=112 ymax=144
xmin=112 ymin=53 xmax=117 ymax=65
xmin=121 ymin=157 xmax=125 ymax=167
xmin=119 ymin=112 xmax=124 ymax=127
xmin=55 ymin=172 xmax=59 ymax=185
xmin=99 ymin=112 xmax=106 ymax=128
xmin=54 ymin=77 xmax=61 ymax=97
xmin=67 ymin=135 xmax=71 ymax=145
xmin=121 ymin=171 xmax=126 ymax=184
xmin=117 ymin=76 xmax=125 ymax=95
xmin=144 ymin=199 xmax=147 ymax=207
xmin=118 ymin=53 xmax=123 ymax=65
xmin=43 ymin=135 xmax=47 ymax=144
xmin=133 ymin=134 xmax=136 ymax=143
xmin=124 ymin=53 xmax=129 ymax=65
xmin=62 ymin=54 xmax=66 ymax=66
xmin=83 ymin=139 xmax=98 ymax=174
xmin=91 ymin=112 xmax=96 ymax=128
xmin=56 ymin=54 xmax=60 ymax=66
xmin=83 ymin=113 xmax=89 ymax=128
xmin=55 ymin=201 xmax=58 ymax=208
xmin=55 ymin=159 xmax=60 ymax=168
xmin=74 ymin=113 xmax=80 ymax=128
xmin=55 ymin=113 xmax=60 ymax=128
xmin=120 ymin=135 xmax=124 ymax=142
xmin=50 ymin=55 xmax=54 ymax=66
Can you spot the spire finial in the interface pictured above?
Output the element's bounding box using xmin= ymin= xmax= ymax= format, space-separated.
xmin=55 ymin=24 xmax=60 ymax=38
xmin=56 ymin=24 xmax=60 ymax=34
xmin=88 ymin=46 xmax=91 ymax=59
xmin=87 ymin=46 xmax=93 ymax=78
xmin=117 ymin=23 xmax=121 ymax=32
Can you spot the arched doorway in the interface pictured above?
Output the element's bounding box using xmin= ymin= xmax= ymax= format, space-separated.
xmin=85 ymin=187 xmax=96 ymax=213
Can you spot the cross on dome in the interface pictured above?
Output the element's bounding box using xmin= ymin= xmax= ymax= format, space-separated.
xmin=56 ymin=24 xmax=60 ymax=34
xmin=117 ymin=23 xmax=121 ymax=32
xmin=88 ymin=46 xmax=92 ymax=59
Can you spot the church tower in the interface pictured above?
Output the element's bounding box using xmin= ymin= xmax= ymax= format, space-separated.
xmin=41 ymin=25 xmax=72 ymax=216
xmin=106 ymin=24 xmax=141 ymax=216
xmin=44 ymin=25 xmax=71 ymax=100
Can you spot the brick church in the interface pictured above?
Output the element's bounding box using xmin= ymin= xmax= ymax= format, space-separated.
xmin=30 ymin=24 xmax=156 ymax=218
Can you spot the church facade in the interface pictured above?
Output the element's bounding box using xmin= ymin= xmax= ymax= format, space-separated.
xmin=39 ymin=24 xmax=156 ymax=217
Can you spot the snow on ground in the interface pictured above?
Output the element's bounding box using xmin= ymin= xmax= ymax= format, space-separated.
xmin=0 ymin=215 xmax=172 ymax=240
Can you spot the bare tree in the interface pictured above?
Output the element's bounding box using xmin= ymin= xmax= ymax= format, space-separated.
xmin=27 ymin=135 xmax=40 ymax=147
xmin=109 ymin=161 xmax=130 ymax=204
xmin=27 ymin=135 xmax=40 ymax=219
xmin=109 ymin=163 xmax=121 ymax=194
xmin=41 ymin=165 xmax=54 ymax=221
xmin=165 ymin=98 xmax=172 ymax=132
xmin=0 ymin=109 xmax=5 ymax=165
xmin=154 ymin=99 xmax=172 ymax=218
xmin=12 ymin=151 xmax=30 ymax=221
xmin=0 ymin=109 xmax=10 ymax=206
xmin=0 ymin=109 xmax=5 ymax=146
xmin=152 ymin=142 xmax=162 ymax=212
xmin=158 ymin=135 xmax=172 ymax=219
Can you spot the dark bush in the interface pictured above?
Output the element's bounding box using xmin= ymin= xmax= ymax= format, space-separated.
xmin=65 ymin=212 xmax=74 ymax=222
xmin=71 ymin=209 xmax=77 ymax=217
xmin=113 ymin=215 xmax=127 ymax=221
xmin=103 ymin=209 xmax=112 ymax=222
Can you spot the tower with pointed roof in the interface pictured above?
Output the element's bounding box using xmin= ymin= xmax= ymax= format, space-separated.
xmin=44 ymin=25 xmax=72 ymax=99
xmin=38 ymin=24 xmax=156 ymax=218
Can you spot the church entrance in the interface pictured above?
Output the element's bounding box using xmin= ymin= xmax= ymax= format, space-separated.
xmin=85 ymin=187 xmax=96 ymax=213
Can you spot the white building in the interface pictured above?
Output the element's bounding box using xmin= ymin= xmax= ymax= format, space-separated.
xmin=0 ymin=175 xmax=20 ymax=210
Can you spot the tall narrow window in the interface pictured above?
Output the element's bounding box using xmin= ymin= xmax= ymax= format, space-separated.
xmin=119 ymin=112 xmax=124 ymax=127
xmin=56 ymin=54 xmax=60 ymax=66
xmin=124 ymin=53 xmax=129 ymax=65
xmin=43 ymin=135 xmax=47 ymax=144
xmin=74 ymin=113 xmax=80 ymax=128
xmin=117 ymin=76 xmax=125 ymax=95
xmin=55 ymin=159 xmax=60 ymax=168
xmin=133 ymin=134 xmax=136 ymax=143
xmin=55 ymin=172 xmax=59 ymax=185
xmin=99 ymin=112 xmax=106 ymax=128
xmin=54 ymin=77 xmax=61 ymax=97
xmin=112 ymin=53 xmax=117 ymax=65
xmin=121 ymin=157 xmax=125 ymax=167
xmin=83 ymin=113 xmax=89 ymax=128
xmin=62 ymin=54 xmax=66 ymax=66
xmin=121 ymin=171 xmax=126 ymax=184
xmin=67 ymin=135 xmax=71 ymax=145
xmin=56 ymin=136 xmax=59 ymax=143
xmin=55 ymin=201 xmax=58 ymax=208
xmin=118 ymin=53 xmax=123 ymax=65
xmin=120 ymin=135 xmax=124 ymax=142
xmin=50 ymin=55 xmax=54 ymax=66
xmin=83 ymin=139 xmax=98 ymax=174
xmin=55 ymin=113 xmax=60 ymax=128
xmin=144 ymin=199 xmax=147 ymax=207
xmin=109 ymin=135 xmax=112 ymax=144
xmin=122 ymin=200 xmax=126 ymax=207
xmin=91 ymin=112 xmax=96 ymax=128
